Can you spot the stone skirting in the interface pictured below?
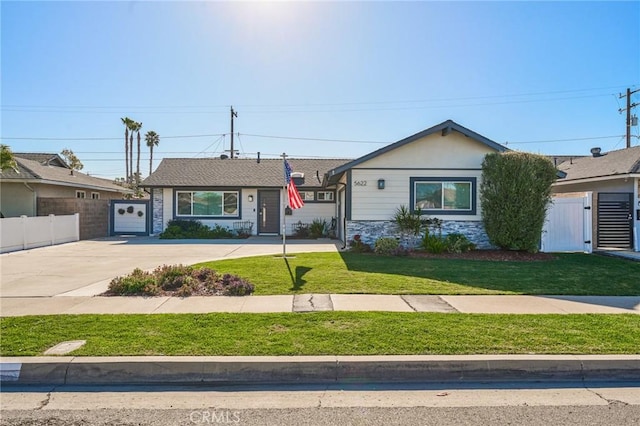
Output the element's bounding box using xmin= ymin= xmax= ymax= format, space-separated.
xmin=346 ymin=220 xmax=493 ymax=249
xmin=152 ymin=189 xmax=163 ymax=235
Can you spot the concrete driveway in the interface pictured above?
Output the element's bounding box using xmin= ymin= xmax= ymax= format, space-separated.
xmin=0 ymin=237 xmax=339 ymax=298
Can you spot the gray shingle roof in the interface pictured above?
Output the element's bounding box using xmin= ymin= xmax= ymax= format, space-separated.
xmin=1 ymin=154 xmax=129 ymax=193
xmin=325 ymin=120 xmax=508 ymax=184
xmin=557 ymin=146 xmax=640 ymax=181
xmin=141 ymin=158 xmax=352 ymax=188
xmin=12 ymin=153 xmax=68 ymax=167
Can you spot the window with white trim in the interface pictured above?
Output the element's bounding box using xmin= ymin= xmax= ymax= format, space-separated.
xmin=91 ymin=192 xmax=100 ymax=199
xmin=176 ymin=191 xmax=239 ymax=217
xmin=317 ymin=191 xmax=334 ymax=201
xmin=300 ymin=191 xmax=315 ymax=201
xmin=76 ymin=190 xmax=86 ymax=199
xmin=411 ymin=177 xmax=475 ymax=214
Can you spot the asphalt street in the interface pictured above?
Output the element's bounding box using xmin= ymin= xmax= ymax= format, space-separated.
xmin=2 ymin=382 xmax=639 ymax=425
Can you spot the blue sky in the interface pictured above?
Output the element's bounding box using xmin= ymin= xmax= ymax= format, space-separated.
xmin=2 ymin=1 xmax=639 ymax=179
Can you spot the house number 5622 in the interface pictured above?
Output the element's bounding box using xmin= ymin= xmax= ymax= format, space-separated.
xmin=354 ymin=180 xmax=367 ymax=186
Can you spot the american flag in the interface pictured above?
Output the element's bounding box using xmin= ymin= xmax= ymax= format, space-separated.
xmin=284 ymin=160 xmax=304 ymax=209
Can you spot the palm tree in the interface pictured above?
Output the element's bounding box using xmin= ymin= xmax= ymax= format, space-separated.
xmin=0 ymin=144 xmax=18 ymax=174
xmin=120 ymin=117 xmax=133 ymax=181
xmin=126 ymin=119 xmax=138 ymax=183
xmin=134 ymin=121 xmax=143 ymax=181
xmin=145 ymin=131 xmax=160 ymax=175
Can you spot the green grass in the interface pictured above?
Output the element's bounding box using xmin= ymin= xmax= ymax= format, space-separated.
xmin=195 ymin=252 xmax=640 ymax=296
xmin=2 ymin=313 xmax=638 ymax=356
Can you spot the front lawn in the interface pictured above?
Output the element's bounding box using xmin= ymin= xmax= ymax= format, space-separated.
xmin=195 ymin=252 xmax=640 ymax=295
xmin=2 ymin=313 xmax=638 ymax=356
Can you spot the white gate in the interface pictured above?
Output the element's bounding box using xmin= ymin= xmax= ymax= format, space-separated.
xmin=541 ymin=192 xmax=592 ymax=253
xmin=110 ymin=200 xmax=149 ymax=236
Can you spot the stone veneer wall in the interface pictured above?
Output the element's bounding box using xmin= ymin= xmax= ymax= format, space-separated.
xmin=152 ymin=188 xmax=163 ymax=235
xmin=346 ymin=220 xmax=493 ymax=249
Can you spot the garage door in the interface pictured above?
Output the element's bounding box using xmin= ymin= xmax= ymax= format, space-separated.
xmin=110 ymin=200 xmax=150 ymax=236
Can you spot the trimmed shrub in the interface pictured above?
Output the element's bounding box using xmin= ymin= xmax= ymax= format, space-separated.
xmin=374 ymin=237 xmax=400 ymax=255
xmin=159 ymin=220 xmax=234 ymax=239
xmin=293 ymin=222 xmax=310 ymax=239
xmin=420 ymin=233 xmax=447 ymax=254
xmin=480 ymin=152 xmax=557 ymax=252
xmin=154 ymin=264 xmax=194 ymax=291
xmin=309 ymin=218 xmax=327 ymax=239
xmin=349 ymin=235 xmax=373 ymax=253
xmin=106 ymin=265 xmax=254 ymax=297
xmin=220 ymin=274 xmax=255 ymax=296
xmin=444 ymin=233 xmax=476 ymax=254
xmin=107 ymin=268 xmax=158 ymax=295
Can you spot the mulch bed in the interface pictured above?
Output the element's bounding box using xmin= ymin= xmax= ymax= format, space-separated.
xmin=408 ymin=250 xmax=556 ymax=262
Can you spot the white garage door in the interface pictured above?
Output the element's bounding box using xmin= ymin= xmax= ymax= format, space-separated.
xmin=112 ymin=201 xmax=149 ymax=235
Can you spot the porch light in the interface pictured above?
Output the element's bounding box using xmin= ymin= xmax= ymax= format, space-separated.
xmin=248 ymin=195 xmax=254 ymax=202
xmin=377 ymin=179 xmax=385 ymax=190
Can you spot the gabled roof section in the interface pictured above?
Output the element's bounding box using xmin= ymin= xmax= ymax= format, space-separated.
xmin=556 ymin=145 xmax=640 ymax=181
xmin=325 ymin=120 xmax=508 ymax=184
xmin=0 ymin=154 xmax=129 ymax=193
xmin=141 ymin=158 xmax=351 ymax=188
xmin=13 ymin=153 xmax=69 ymax=168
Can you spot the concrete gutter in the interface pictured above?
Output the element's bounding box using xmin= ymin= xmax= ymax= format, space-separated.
xmin=2 ymin=355 xmax=639 ymax=386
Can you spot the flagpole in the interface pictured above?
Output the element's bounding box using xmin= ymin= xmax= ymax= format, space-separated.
xmin=281 ymin=152 xmax=287 ymax=258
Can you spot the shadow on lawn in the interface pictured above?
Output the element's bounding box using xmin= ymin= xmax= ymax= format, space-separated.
xmin=284 ymin=258 xmax=312 ymax=291
xmin=336 ymin=251 xmax=640 ymax=296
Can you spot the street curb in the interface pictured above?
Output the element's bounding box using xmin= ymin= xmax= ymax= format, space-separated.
xmin=2 ymin=355 xmax=639 ymax=385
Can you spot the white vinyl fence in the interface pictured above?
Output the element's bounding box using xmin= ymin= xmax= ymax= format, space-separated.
xmin=541 ymin=192 xmax=593 ymax=253
xmin=0 ymin=214 xmax=80 ymax=254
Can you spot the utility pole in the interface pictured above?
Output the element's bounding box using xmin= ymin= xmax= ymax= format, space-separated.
xmin=618 ymin=88 xmax=639 ymax=148
xmin=230 ymin=106 xmax=238 ymax=158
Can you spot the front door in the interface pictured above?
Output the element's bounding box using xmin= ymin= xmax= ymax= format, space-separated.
xmin=258 ymin=190 xmax=280 ymax=234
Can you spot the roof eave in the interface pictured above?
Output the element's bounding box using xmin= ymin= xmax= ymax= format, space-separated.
xmin=553 ymin=173 xmax=640 ymax=186
xmin=325 ymin=120 xmax=508 ymax=176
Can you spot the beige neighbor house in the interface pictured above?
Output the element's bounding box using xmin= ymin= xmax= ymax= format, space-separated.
xmin=553 ymin=146 xmax=640 ymax=251
xmin=141 ymin=158 xmax=350 ymax=236
xmin=0 ymin=153 xmax=131 ymax=240
xmin=143 ymin=120 xmax=508 ymax=248
xmin=325 ymin=120 xmax=508 ymax=248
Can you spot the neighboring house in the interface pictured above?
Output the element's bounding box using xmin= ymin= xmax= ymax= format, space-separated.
xmin=0 ymin=153 xmax=129 ymax=218
xmin=324 ymin=120 xmax=508 ymax=248
xmin=553 ymin=146 xmax=640 ymax=251
xmin=141 ymin=158 xmax=350 ymax=236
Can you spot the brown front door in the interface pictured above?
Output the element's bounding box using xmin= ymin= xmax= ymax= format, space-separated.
xmin=258 ymin=190 xmax=280 ymax=234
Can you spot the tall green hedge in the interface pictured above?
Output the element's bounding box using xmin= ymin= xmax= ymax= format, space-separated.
xmin=480 ymin=152 xmax=558 ymax=252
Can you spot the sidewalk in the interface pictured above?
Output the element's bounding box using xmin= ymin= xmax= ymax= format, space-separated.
xmin=2 ymin=294 xmax=639 ymax=316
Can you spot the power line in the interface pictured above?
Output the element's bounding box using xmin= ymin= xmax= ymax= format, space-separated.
xmin=2 ymin=84 xmax=634 ymax=110
xmin=1 ymin=133 xmax=227 ymax=141
xmin=240 ymin=133 xmax=389 ymax=144
xmin=505 ymin=135 xmax=625 ymax=145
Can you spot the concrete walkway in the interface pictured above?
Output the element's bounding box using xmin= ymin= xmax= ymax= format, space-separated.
xmin=2 ymin=294 xmax=639 ymax=316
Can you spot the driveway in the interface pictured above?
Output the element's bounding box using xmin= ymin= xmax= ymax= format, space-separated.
xmin=0 ymin=237 xmax=339 ymax=298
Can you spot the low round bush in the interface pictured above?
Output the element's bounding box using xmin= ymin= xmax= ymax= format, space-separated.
xmin=374 ymin=237 xmax=400 ymax=255
xmin=106 ymin=265 xmax=254 ymax=297
xmin=107 ymin=268 xmax=158 ymax=295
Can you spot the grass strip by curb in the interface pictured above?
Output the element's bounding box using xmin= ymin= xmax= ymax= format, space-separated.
xmin=2 ymin=313 xmax=638 ymax=356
